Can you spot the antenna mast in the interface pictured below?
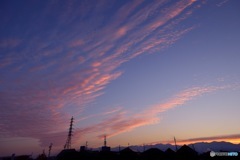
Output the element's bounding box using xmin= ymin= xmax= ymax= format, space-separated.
xmin=86 ymin=141 xmax=88 ymax=150
xmin=174 ymin=136 xmax=178 ymax=151
xmin=104 ymin=135 xmax=107 ymax=147
xmin=64 ymin=116 xmax=74 ymax=149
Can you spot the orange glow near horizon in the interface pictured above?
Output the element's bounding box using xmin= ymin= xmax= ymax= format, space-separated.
xmin=177 ymin=139 xmax=240 ymax=146
xmin=177 ymin=138 xmax=240 ymax=145
xmin=145 ymin=136 xmax=240 ymax=146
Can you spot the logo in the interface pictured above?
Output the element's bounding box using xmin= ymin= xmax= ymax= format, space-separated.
xmin=210 ymin=151 xmax=215 ymax=157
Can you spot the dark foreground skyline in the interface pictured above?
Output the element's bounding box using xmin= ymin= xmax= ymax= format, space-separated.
xmin=1 ymin=141 xmax=239 ymax=160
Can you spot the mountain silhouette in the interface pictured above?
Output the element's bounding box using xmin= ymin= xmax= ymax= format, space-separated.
xmin=110 ymin=141 xmax=240 ymax=153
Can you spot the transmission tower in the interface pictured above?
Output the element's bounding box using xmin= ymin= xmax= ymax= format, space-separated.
xmin=64 ymin=116 xmax=74 ymax=149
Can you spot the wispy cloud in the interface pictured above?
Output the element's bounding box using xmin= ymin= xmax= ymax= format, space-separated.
xmin=216 ymin=0 xmax=230 ymax=7
xmin=0 ymin=38 xmax=21 ymax=48
xmin=105 ymin=86 xmax=223 ymax=135
xmin=142 ymin=86 xmax=220 ymax=117
xmin=70 ymin=85 xmax=227 ymax=147
xmin=0 ymin=0 xmax=202 ymax=149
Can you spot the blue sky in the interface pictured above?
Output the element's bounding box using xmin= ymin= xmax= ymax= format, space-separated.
xmin=0 ymin=0 xmax=240 ymax=156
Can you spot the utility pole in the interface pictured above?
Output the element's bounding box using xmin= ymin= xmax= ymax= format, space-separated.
xmin=48 ymin=143 xmax=53 ymax=157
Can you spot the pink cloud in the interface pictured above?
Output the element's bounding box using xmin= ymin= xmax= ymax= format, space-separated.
xmin=69 ymin=85 xmax=226 ymax=145
xmin=94 ymin=72 xmax=122 ymax=86
xmin=91 ymin=62 xmax=101 ymax=67
xmin=68 ymin=39 xmax=84 ymax=47
xmin=0 ymin=57 xmax=14 ymax=68
xmin=114 ymin=26 xmax=128 ymax=39
xmin=0 ymin=0 xmax=205 ymax=152
xmin=0 ymin=38 xmax=21 ymax=48
xmin=104 ymin=86 xmax=221 ymax=136
xmin=143 ymin=86 xmax=220 ymax=117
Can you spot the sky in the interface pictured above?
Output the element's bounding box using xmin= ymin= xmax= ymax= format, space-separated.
xmin=0 ymin=0 xmax=240 ymax=157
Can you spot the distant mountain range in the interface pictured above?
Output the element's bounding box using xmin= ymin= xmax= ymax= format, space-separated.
xmin=110 ymin=141 xmax=240 ymax=153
